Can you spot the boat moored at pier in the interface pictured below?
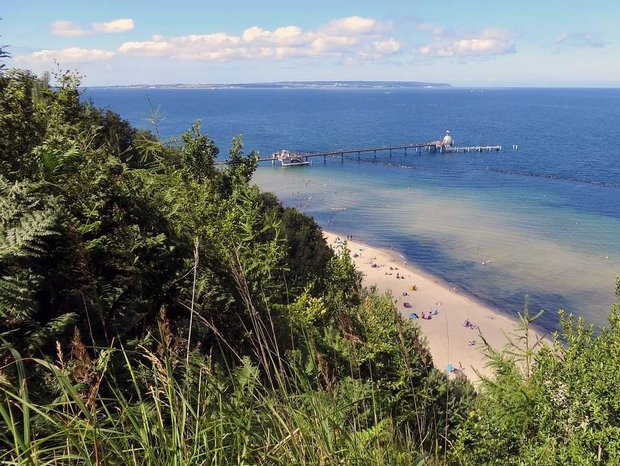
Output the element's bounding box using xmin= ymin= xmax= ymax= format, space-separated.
xmin=272 ymin=149 xmax=311 ymax=167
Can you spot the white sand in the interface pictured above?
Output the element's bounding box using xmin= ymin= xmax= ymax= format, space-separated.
xmin=324 ymin=230 xmax=545 ymax=382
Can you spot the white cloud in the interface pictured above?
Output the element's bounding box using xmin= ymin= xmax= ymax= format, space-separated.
xmin=50 ymin=20 xmax=87 ymax=37
xmin=16 ymin=47 xmax=115 ymax=64
xmin=372 ymin=39 xmax=400 ymax=55
xmin=118 ymin=16 xmax=400 ymax=63
xmin=242 ymin=26 xmax=311 ymax=46
xmin=118 ymin=41 xmax=174 ymax=56
xmin=418 ymin=28 xmax=516 ymax=58
xmin=92 ymin=18 xmax=135 ymax=33
xmin=320 ymin=16 xmax=385 ymax=35
xmin=555 ymin=32 xmax=606 ymax=48
xmin=311 ymin=34 xmax=358 ymax=54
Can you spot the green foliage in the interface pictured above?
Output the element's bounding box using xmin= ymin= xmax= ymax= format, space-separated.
xmin=178 ymin=120 xmax=219 ymax=181
xmin=0 ymin=70 xmax=281 ymax=356
xmin=289 ymin=289 xmax=328 ymax=326
xmin=224 ymin=135 xmax=258 ymax=186
xmin=0 ymin=177 xmax=77 ymax=353
xmin=260 ymin=191 xmax=335 ymax=292
xmin=453 ymin=287 xmax=620 ymax=465
xmin=0 ymin=70 xmax=49 ymax=178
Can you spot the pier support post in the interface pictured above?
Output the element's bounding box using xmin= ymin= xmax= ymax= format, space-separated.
xmin=340 ymin=152 xmax=343 ymax=163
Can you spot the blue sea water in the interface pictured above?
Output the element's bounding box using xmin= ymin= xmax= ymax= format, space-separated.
xmin=83 ymin=87 xmax=620 ymax=331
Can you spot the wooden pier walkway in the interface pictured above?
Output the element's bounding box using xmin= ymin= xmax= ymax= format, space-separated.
xmin=215 ymin=131 xmax=513 ymax=165
xmin=257 ymin=142 xmax=505 ymax=165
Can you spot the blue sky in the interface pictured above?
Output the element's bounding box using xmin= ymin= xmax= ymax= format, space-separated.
xmin=2 ymin=1 xmax=618 ymax=86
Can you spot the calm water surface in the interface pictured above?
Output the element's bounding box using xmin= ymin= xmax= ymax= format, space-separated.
xmin=84 ymin=87 xmax=620 ymax=331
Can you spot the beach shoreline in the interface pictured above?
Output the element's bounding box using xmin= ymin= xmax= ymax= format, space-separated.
xmin=323 ymin=229 xmax=545 ymax=382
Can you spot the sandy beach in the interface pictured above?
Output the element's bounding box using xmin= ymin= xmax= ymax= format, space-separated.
xmin=324 ymin=230 xmax=544 ymax=382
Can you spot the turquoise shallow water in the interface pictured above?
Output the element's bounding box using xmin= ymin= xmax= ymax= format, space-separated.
xmin=253 ymin=161 xmax=619 ymax=331
xmin=84 ymin=87 xmax=620 ymax=331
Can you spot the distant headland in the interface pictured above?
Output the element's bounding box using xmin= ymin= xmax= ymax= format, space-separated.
xmin=89 ymin=80 xmax=452 ymax=90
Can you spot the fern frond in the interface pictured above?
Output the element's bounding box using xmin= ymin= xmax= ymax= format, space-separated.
xmin=0 ymin=273 xmax=41 ymax=325
xmin=0 ymin=209 xmax=58 ymax=258
xmin=25 ymin=312 xmax=77 ymax=353
xmin=0 ymin=176 xmax=54 ymax=224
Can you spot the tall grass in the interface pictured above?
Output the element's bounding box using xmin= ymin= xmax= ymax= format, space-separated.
xmin=0 ymin=325 xmax=431 ymax=465
xmin=0 ymin=256 xmax=453 ymax=465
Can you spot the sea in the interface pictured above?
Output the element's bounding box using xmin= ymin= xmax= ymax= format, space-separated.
xmin=83 ymin=86 xmax=620 ymax=333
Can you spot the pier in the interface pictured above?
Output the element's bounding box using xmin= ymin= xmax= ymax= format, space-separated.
xmin=260 ymin=131 xmax=512 ymax=166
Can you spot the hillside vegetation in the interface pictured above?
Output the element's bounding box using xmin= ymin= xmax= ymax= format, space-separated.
xmin=0 ymin=67 xmax=619 ymax=465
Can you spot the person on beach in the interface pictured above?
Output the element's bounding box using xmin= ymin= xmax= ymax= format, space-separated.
xmin=463 ymin=319 xmax=477 ymax=329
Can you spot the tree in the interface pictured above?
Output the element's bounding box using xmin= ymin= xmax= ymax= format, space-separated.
xmin=226 ymin=136 xmax=258 ymax=184
xmin=178 ymin=120 xmax=218 ymax=181
xmin=0 ymin=46 xmax=8 ymax=74
xmin=0 ymin=23 xmax=9 ymax=75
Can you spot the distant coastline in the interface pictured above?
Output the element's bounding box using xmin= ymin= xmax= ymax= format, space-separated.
xmin=86 ymin=80 xmax=452 ymax=90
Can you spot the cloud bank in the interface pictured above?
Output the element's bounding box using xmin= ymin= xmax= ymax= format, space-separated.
xmin=16 ymin=47 xmax=116 ymax=64
xmin=30 ymin=16 xmax=518 ymax=68
xmin=118 ymin=16 xmax=400 ymax=62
